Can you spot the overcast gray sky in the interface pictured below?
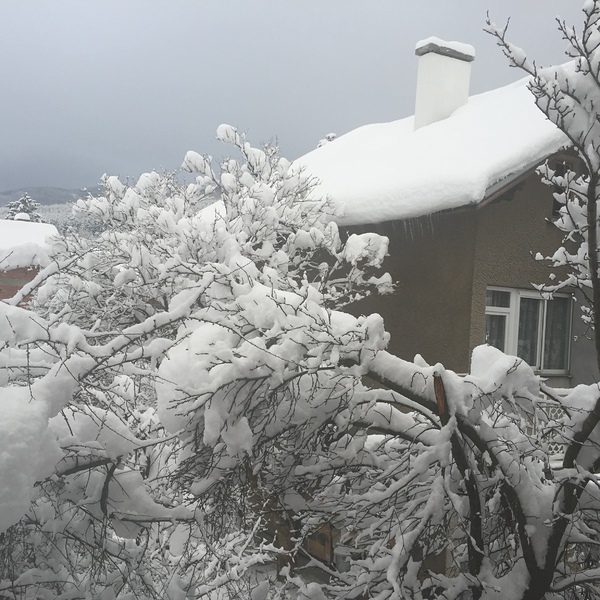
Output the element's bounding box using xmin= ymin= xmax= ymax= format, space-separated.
xmin=0 ymin=1 xmax=585 ymax=191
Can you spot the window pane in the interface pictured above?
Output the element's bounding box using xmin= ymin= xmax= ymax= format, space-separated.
xmin=518 ymin=298 xmax=541 ymax=366
xmin=485 ymin=314 xmax=506 ymax=351
xmin=543 ymin=297 xmax=570 ymax=370
xmin=486 ymin=290 xmax=511 ymax=307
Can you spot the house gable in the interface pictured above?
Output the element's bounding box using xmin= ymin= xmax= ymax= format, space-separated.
xmin=295 ymin=42 xmax=593 ymax=384
xmin=343 ymin=153 xmax=597 ymax=385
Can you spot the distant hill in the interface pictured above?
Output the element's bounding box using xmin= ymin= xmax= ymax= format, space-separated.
xmin=0 ymin=186 xmax=101 ymax=207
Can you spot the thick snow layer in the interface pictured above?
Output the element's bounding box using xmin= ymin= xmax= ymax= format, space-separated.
xmin=296 ymin=77 xmax=568 ymax=226
xmin=0 ymin=385 xmax=63 ymax=532
xmin=0 ymin=220 xmax=58 ymax=270
xmin=415 ymin=36 xmax=475 ymax=59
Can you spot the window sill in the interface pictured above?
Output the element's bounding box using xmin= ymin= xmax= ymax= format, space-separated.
xmin=537 ymin=370 xmax=571 ymax=379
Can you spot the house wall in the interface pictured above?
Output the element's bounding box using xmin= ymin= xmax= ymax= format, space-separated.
xmin=470 ymin=175 xmax=560 ymax=347
xmin=347 ymin=162 xmax=599 ymax=386
xmin=0 ymin=267 xmax=37 ymax=303
xmin=569 ymin=295 xmax=600 ymax=386
xmin=347 ymin=210 xmax=477 ymax=374
xmin=470 ymin=171 xmax=599 ymax=386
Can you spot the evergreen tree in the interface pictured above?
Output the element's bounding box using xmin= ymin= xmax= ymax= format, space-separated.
xmin=6 ymin=192 xmax=42 ymax=222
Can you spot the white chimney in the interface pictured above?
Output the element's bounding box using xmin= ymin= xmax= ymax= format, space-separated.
xmin=414 ymin=37 xmax=475 ymax=131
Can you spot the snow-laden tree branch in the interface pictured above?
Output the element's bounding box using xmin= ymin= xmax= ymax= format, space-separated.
xmin=0 ymin=126 xmax=394 ymax=599
xmin=487 ymin=1 xmax=600 ymax=373
xmin=3 ymin=38 xmax=600 ymax=596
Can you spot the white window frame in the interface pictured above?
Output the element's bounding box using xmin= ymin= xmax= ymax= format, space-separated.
xmin=485 ymin=287 xmax=572 ymax=375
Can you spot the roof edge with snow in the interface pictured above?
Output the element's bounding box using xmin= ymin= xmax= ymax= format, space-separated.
xmin=296 ymin=76 xmax=569 ymax=226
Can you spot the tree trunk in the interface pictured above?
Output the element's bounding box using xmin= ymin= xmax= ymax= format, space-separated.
xmin=587 ymin=173 xmax=600 ymax=374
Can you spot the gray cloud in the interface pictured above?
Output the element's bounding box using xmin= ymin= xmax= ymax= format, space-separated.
xmin=0 ymin=0 xmax=584 ymax=190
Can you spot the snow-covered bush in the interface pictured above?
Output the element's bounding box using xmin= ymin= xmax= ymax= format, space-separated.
xmin=317 ymin=132 xmax=337 ymax=148
xmin=0 ymin=126 xmax=393 ymax=599
xmin=4 ymin=4 xmax=600 ymax=593
xmin=37 ymin=201 xmax=105 ymax=237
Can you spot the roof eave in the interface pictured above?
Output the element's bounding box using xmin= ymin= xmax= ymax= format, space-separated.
xmin=477 ymin=146 xmax=571 ymax=210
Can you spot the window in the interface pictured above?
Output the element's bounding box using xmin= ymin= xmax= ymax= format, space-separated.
xmin=485 ymin=287 xmax=571 ymax=372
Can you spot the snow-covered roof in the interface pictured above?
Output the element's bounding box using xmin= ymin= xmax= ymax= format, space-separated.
xmin=296 ymin=77 xmax=569 ymax=226
xmin=0 ymin=220 xmax=58 ymax=271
